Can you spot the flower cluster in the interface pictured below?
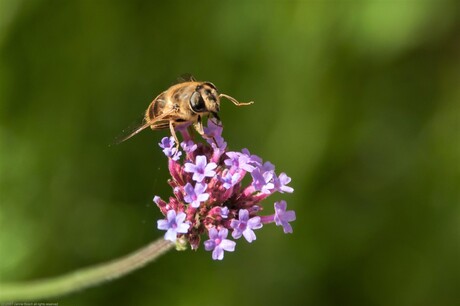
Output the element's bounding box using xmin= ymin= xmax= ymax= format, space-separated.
xmin=154 ymin=120 xmax=296 ymax=260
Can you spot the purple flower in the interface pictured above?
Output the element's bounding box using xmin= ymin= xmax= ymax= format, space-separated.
xmin=204 ymin=118 xmax=223 ymax=139
xmin=220 ymin=172 xmax=241 ymax=189
xmin=184 ymin=155 xmax=217 ymax=182
xmin=260 ymin=161 xmax=275 ymax=175
xmin=159 ymin=137 xmax=182 ymax=161
xmin=251 ymin=168 xmax=274 ymax=194
xmin=273 ymin=173 xmax=294 ymax=193
xmin=220 ymin=206 xmax=229 ymax=218
xmin=223 ymin=152 xmax=240 ymax=167
xmin=157 ymin=210 xmax=190 ymax=242
xmin=230 ymin=209 xmax=262 ymax=242
xmin=224 ymin=152 xmax=255 ymax=172
xmin=159 ymin=136 xmax=174 ymax=151
xmin=211 ymin=138 xmax=227 ymax=151
xmin=204 ymin=228 xmax=236 ymax=260
xmin=241 ymin=148 xmax=263 ymax=166
xmin=184 ymin=182 xmax=209 ymax=208
xmin=181 ymin=140 xmax=197 ymax=153
xmin=172 ymin=152 xmax=182 ymax=162
xmin=204 ymin=119 xmax=227 ymax=149
xmin=274 ymin=200 xmax=296 ymax=233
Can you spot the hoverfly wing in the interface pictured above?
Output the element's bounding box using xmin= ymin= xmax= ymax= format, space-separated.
xmin=176 ymin=73 xmax=196 ymax=83
xmin=112 ymin=114 xmax=152 ymax=146
xmin=112 ymin=108 xmax=177 ymax=146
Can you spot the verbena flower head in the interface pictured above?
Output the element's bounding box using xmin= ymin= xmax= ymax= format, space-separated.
xmin=154 ymin=119 xmax=295 ymax=260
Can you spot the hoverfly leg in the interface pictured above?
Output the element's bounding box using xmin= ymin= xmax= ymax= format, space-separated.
xmin=193 ymin=115 xmax=205 ymax=136
xmin=169 ymin=120 xmax=181 ymax=152
xmin=194 ymin=116 xmax=213 ymax=143
xmin=219 ymin=94 xmax=254 ymax=106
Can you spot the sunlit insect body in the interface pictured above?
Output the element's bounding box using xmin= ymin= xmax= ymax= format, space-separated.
xmin=119 ymin=75 xmax=253 ymax=147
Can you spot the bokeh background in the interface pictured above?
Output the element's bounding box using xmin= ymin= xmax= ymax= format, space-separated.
xmin=1 ymin=1 xmax=459 ymax=305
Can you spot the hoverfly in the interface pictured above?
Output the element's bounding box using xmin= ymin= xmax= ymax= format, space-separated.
xmin=118 ymin=75 xmax=253 ymax=147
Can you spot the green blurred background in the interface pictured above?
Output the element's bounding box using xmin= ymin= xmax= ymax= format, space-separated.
xmin=1 ymin=1 xmax=459 ymax=305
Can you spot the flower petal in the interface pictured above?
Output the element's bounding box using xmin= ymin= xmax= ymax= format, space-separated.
xmin=184 ymin=163 xmax=196 ymax=173
xmin=177 ymin=223 xmax=190 ymax=234
xmin=164 ymin=229 xmax=177 ymax=242
xmin=232 ymin=228 xmax=243 ymax=239
xmin=284 ymin=211 xmax=296 ymax=222
xmin=157 ymin=219 xmax=169 ymax=230
xmin=208 ymin=227 xmax=218 ymax=239
xmin=213 ymin=246 xmax=224 ymax=260
xmin=218 ymin=228 xmax=229 ymax=240
xmin=238 ymin=209 xmax=249 ymax=222
xmin=195 ymin=155 xmax=207 ymax=168
xmin=175 ymin=212 xmax=186 ymax=224
xmin=197 ymin=193 xmax=209 ymax=202
xmin=195 ymin=182 xmax=207 ymax=194
xmin=243 ymin=228 xmax=256 ymax=243
xmin=282 ymin=222 xmax=293 ymax=234
xmin=248 ymin=216 xmax=262 ymax=229
xmin=220 ymin=239 xmax=236 ymax=252
xmin=166 ymin=210 xmax=176 ymax=222
xmin=204 ymin=239 xmax=215 ymax=251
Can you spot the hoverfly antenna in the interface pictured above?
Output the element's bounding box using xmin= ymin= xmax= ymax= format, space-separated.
xmin=219 ymin=93 xmax=254 ymax=107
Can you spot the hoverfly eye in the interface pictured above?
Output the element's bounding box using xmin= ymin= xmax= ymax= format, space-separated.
xmin=190 ymin=91 xmax=207 ymax=113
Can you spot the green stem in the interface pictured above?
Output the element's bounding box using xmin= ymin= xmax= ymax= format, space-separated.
xmin=0 ymin=238 xmax=174 ymax=302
